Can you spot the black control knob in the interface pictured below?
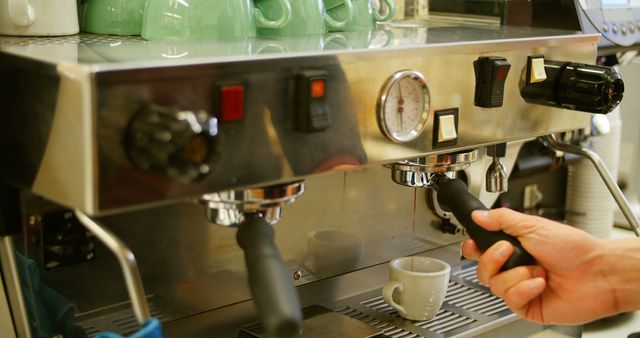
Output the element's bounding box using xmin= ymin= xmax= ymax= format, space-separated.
xmin=520 ymin=57 xmax=624 ymax=115
xmin=126 ymin=104 xmax=218 ymax=181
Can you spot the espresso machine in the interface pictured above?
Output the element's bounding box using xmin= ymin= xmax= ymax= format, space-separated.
xmin=0 ymin=1 xmax=636 ymax=337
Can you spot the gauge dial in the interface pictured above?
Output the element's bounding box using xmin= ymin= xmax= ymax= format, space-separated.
xmin=376 ymin=70 xmax=430 ymax=143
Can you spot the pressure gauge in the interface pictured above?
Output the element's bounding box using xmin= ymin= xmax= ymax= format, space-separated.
xmin=376 ymin=70 xmax=431 ymax=143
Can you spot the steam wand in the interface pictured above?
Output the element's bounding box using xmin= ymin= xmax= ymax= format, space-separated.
xmin=74 ymin=211 xmax=151 ymax=326
xmin=541 ymin=134 xmax=640 ymax=236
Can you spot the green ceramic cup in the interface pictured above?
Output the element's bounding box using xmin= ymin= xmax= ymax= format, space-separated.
xmin=141 ymin=0 xmax=292 ymax=40
xmin=330 ymin=0 xmax=395 ymax=31
xmin=255 ymin=0 xmax=353 ymax=36
xmin=78 ymin=0 xmax=146 ymax=35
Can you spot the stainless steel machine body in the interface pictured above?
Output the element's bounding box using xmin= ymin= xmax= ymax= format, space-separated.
xmin=0 ymin=27 xmax=596 ymax=215
xmin=0 ymin=18 xmax=604 ymax=338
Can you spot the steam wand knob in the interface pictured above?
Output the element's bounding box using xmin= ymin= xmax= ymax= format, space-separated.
xmin=520 ymin=56 xmax=624 ymax=115
xmin=432 ymin=175 xmax=536 ymax=270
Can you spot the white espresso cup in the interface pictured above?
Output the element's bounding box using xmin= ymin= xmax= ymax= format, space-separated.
xmin=382 ymin=256 xmax=450 ymax=321
xmin=0 ymin=0 xmax=79 ymax=36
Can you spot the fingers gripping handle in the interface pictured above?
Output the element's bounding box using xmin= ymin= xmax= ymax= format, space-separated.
xmin=237 ymin=214 xmax=303 ymax=338
xmin=436 ymin=179 xmax=536 ymax=270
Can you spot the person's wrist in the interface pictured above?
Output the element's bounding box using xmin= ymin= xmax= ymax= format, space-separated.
xmin=599 ymin=238 xmax=640 ymax=314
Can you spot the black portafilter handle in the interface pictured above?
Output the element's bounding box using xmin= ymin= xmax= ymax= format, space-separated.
xmin=435 ymin=177 xmax=536 ymax=270
xmin=236 ymin=214 xmax=303 ymax=338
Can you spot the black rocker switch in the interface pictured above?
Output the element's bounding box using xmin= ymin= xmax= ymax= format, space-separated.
xmin=474 ymin=56 xmax=511 ymax=108
xmin=295 ymin=70 xmax=331 ymax=132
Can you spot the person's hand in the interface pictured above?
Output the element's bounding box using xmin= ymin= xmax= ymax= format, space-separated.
xmin=461 ymin=208 xmax=619 ymax=325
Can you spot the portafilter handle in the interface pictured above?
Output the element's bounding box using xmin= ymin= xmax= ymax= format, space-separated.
xmin=434 ymin=177 xmax=536 ymax=270
xmin=236 ymin=213 xmax=303 ymax=338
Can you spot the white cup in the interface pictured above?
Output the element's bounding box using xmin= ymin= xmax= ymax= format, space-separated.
xmin=0 ymin=0 xmax=79 ymax=36
xmin=382 ymin=256 xmax=450 ymax=321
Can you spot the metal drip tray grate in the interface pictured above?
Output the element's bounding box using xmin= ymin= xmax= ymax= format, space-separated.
xmin=327 ymin=263 xmax=515 ymax=338
xmin=77 ymin=299 xmax=170 ymax=337
xmin=76 ymin=264 xmax=513 ymax=337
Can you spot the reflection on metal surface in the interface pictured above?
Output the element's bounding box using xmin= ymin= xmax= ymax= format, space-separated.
xmin=31 ymin=167 xmax=463 ymax=330
xmin=485 ymin=144 xmax=509 ymax=193
xmin=240 ymin=305 xmax=383 ymax=338
xmin=0 ymin=27 xmax=591 ymax=66
xmin=303 ymin=229 xmax=364 ymax=279
xmin=0 ymin=28 xmax=597 ymax=214
xmin=389 ymin=150 xmax=477 ymax=188
xmin=200 ymin=181 xmax=305 ymax=226
xmin=486 ymin=157 xmax=508 ymax=193
xmin=396 ymin=150 xmax=478 ymax=173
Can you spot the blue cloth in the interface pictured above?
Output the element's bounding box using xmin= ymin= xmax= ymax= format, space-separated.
xmin=16 ymin=252 xmax=77 ymax=338
xmin=95 ymin=318 xmax=163 ymax=338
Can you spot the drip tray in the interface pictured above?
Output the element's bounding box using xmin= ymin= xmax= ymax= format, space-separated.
xmin=240 ymin=305 xmax=389 ymax=338
xmin=321 ymin=263 xmax=515 ymax=338
xmin=241 ymin=264 xmax=515 ymax=338
xmin=77 ymin=299 xmax=171 ymax=337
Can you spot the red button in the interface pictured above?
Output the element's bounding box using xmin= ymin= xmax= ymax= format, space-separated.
xmin=220 ymin=85 xmax=244 ymax=122
xmin=497 ymin=67 xmax=509 ymax=81
xmin=310 ymin=79 xmax=325 ymax=99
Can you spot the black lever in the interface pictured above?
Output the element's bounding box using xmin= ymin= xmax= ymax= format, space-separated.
xmin=434 ymin=177 xmax=536 ymax=270
xmin=236 ymin=214 xmax=303 ymax=338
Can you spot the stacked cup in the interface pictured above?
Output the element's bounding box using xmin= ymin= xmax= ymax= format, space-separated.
xmin=78 ymin=0 xmax=146 ymax=36
xmin=0 ymin=0 xmax=79 ymax=36
xmin=142 ymin=0 xmax=293 ymax=40
xmin=326 ymin=0 xmax=395 ymax=32
xmin=76 ymin=0 xmax=396 ymax=39
xmin=77 ymin=0 xmax=293 ymax=40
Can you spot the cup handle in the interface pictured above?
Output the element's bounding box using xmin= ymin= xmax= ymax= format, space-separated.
xmin=373 ymin=0 xmax=395 ymax=23
xmin=324 ymin=0 xmax=353 ymax=30
xmin=8 ymin=0 xmax=35 ymax=27
xmin=382 ymin=280 xmax=407 ymax=317
xmin=254 ymin=0 xmax=292 ymax=29
xmin=254 ymin=41 xmax=286 ymax=55
xmin=324 ymin=33 xmax=352 ymax=50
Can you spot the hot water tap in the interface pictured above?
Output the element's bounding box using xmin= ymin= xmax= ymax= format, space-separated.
xmin=486 ymin=143 xmax=508 ymax=194
xmin=389 ymin=150 xmax=536 ymax=270
xmin=199 ymin=181 xmax=305 ymax=338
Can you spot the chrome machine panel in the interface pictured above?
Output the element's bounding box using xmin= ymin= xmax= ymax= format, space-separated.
xmin=0 ymin=27 xmax=597 ymax=215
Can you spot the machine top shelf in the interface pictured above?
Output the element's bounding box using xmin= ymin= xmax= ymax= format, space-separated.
xmin=0 ymin=22 xmax=596 ymax=72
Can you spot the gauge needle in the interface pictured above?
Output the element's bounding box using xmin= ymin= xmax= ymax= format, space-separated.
xmin=397 ymin=84 xmax=405 ymax=131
